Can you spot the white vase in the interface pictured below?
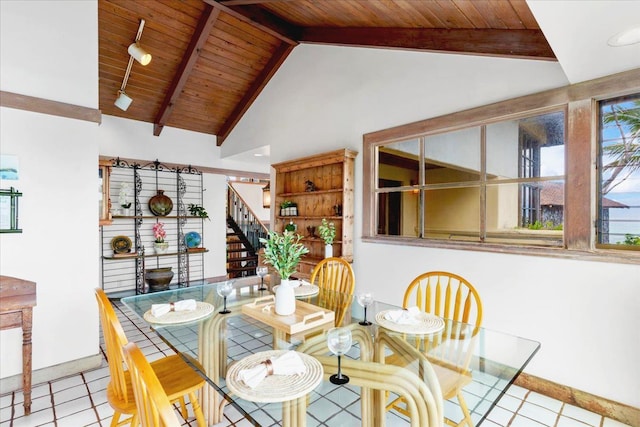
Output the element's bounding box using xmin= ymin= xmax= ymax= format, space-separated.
xmin=275 ymin=279 xmax=296 ymax=315
xmin=325 ymin=244 xmax=333 ymax=258
xmin=154 ymin=242 xmax=169 ymax=254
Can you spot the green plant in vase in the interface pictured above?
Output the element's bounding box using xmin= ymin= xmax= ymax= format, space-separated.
xmin=259 ymin=230 xmax=309 ymax=315
xmin=259 ymin=230 xmax=309 ymax=280
xmin=319 ymin=218 xmax=336 ymax=258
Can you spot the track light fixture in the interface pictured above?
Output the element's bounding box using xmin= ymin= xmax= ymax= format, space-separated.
xmin=114 ymin=19 xmax=152 ymax=111
xmin=128 ymin=42 xmax=152 ymax=66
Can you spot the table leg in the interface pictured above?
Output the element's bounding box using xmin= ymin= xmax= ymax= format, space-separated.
xmin=22 ymin=308 xmax=33 ymax=416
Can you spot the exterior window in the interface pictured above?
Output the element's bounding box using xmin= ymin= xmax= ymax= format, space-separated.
xmin=597 ymin=94 xmax=640 ymax=250
xmin=373 ymin=110 xmax=565 ymax=247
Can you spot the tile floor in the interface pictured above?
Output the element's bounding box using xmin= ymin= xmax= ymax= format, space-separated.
xmin=0 ymin=299 xmax=632 ymax=427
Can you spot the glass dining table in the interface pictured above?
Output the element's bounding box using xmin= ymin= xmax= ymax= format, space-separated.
xmin=121 ymin=276 xmax=540 ymax=427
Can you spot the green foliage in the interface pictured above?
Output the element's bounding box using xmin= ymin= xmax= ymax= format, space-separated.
xmin=527 ymin=221 xmax=543 ymax=230
xmin=188 ymin=204 xmax=210 ymax=220
xmin=280 ymin=200 xmax=295 ymax=209
xmin=620 ymin=234 xmax=640 ymax=246
xmin=318 ymin=218 xmax=336 ymax=245
xmin=526 ymin=220 xmax=562 ymax=231
xmin=259 ymin=230 xmax=309 ymax=279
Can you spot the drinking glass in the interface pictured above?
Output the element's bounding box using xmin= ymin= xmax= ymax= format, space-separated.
xmin=256 ymin=266 xmax=268 ymax=291
xmin=327 ymin=327 xmax=352 ymax=385
xmin=217 ymin=280 xmax=234 ymax=314
xmin=356 ymin=292 xmax=374 ymax=325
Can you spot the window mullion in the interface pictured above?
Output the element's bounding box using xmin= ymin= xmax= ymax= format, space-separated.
xmin=480 ymin=126 xmax=487 ymax=242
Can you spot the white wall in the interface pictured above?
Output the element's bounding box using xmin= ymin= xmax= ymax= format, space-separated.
xmin=224 ymin=44 xmax=640 ymax=407
xmin=0 ymin=0 xmax=99 ymax=378
xmin=229 ymin=182 xmax=270 ymax=223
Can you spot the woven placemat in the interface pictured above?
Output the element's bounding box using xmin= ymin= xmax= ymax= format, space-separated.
xmin=375 ymin=309 xmax=445 ymax=335
xmin=226 ymin=350 xmax=323 ymax=403
xmin=143 ymin=301 xmax=214 ymax=325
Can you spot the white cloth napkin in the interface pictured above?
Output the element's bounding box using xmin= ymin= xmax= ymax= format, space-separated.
xmin=238 ymin=351 xmax=306 ymax=389
xmin=151 ymin=299 xmax=197 ymax=317
xmin=384 ymin=306 xmax=422 ymax=325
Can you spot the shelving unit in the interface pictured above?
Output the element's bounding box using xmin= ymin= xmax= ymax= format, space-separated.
xmin=100 ymin=159 xmax=207 ymax=295
xmin=272 ymin=149 xmax=357 ymax=279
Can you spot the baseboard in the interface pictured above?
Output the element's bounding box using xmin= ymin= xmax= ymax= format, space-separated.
xmin=0 ymin=353 xmax=103 ymax=394
xmin=515 ymin=372 xmax=640 ymax=427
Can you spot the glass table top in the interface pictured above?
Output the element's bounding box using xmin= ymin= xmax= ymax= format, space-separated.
xmin=121 ymin=277 xmax=540 ymax=426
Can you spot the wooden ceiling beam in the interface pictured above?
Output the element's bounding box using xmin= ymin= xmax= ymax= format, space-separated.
xmin=153 ymin=5 xmax=220 ymax=136
xmin=300 ymin=27 xmax=556 ymax=60
xmin=204 ymin=0 xmax=300 ymax=45
xmin=154 ymin=4 xmax=221 ymax=136
xmin=216 ymin=41 xmax=295 ymax=145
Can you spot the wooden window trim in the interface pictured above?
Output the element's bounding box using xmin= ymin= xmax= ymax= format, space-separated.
xmin=362 ymin=68 xmax=640 ymax=265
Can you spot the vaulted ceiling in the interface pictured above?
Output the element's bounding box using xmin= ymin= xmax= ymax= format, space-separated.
xmin=98 ymin=0 xmax=554 ymax=146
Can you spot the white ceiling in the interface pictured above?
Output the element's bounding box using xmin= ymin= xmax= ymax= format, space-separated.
xmin=528 ymin=0 xmax=640 ymax=84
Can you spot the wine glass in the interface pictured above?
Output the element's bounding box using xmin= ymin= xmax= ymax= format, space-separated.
xmin=256 ymin=266 xmax=268 ymax=291
xmin=217 ymin=280 xmax=234 ymax=314
xmin=356 ymin=292 xmax=374 ymax=326
xmin=327 ymin=327 xmax=352 ymax=385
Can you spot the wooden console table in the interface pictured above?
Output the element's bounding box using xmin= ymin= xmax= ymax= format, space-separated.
xmin=0 ymin=275 xmax=37 ymax=415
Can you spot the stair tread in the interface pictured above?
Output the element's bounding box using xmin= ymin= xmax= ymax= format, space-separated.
xmin=227 ymin=256 xmax=258 ymax=262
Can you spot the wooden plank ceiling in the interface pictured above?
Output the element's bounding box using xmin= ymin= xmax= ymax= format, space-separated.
xmin=98 ymin=0 xmax=555 ymax=146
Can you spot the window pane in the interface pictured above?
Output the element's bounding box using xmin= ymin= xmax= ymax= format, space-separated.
xmin=487 ymin=111 xmax=565 ymax=181
xmin=424 ymin=127 xmax=480 ymax=184
xmin=424 ymin=186 xmax=480 ymax=241
xmin=377 ymin=139 xmax=420 ymax=189
xmin=486 ymin=181 xmax=564 ymax=247
xmin=597 ymin=95 xmax=640 ymax=248
xmin=376 ymin=190 xmax=419 ymax=237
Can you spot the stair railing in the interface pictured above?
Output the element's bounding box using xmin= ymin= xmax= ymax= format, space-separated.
xmin=227 ymin=183 xmax=269 ymax=252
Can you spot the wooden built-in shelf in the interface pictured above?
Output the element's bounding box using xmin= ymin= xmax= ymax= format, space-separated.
xmin=278 ymin=189 xmax=343 ymax=197
xmin=272 ymin=148 xmax=357 ymax=277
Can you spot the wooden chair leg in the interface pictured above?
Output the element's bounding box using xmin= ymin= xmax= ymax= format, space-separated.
xmin=189 ymin=391 xmax=207 ymax=427
xmin=457 ymin=391 xmax=473 ymax=427
xmin=177 ymin=396 xmax=188 ymax=419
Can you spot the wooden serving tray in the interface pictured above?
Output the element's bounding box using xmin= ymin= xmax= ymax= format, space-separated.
xmin=242 ymin=295 xmax=335 ymax=335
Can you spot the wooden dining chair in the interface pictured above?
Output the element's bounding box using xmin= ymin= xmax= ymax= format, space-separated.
xmin=403 ymin=271 xmax=483 ymax=331
xmin=122 ymin=342 xmax=182 ymax=427
xmin=95 ymin=288 xmax=207 ymax=427
xmin=309 ymin=257 xmax=355 ymax=326
xmin=387 ymin=271 xmax=483 ymax=427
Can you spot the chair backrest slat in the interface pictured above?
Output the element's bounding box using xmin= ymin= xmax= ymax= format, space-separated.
xmin=403 ymin=271 xmax=482 ymax=329
xmin=123 ymin=342 xmax=181 ymax=427
xmin=95 ymin=288 xmax=131 ymax=404
xmin=310 ymin=257 xmax=355 ymax=326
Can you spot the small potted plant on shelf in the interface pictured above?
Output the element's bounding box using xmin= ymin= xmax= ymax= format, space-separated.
xmin=188 ymin=203 xmax=210 ymax=220
xmin=279 ymin=200 xmax=299 ymax=216
xmin=119 ymin=183 xmax=132 ymax=215
xmin=319 ymin=218 xmax=336 ymax=258
xmin=259 ymin=230 xmax=309 ymax=315
xmin=152 ymin=222 xmax=169 ymax=254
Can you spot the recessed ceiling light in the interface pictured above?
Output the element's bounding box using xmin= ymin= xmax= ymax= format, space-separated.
xmin=254 ymin=153 xmax=264 ymax=157
xmin=608 ymin=27 xmax=640 ymax=47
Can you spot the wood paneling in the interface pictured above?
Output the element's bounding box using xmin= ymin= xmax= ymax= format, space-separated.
xmin=98 ymin=0 xmax=554 ymax=142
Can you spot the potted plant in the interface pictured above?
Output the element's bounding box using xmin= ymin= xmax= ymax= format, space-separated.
xmin=318 ymin=218 xmax=336 ymax=258
xmin=152 ymin=222 xmax=169 ymax=254
xmin=188 ymin=203 xmax=210 ymax=220
xmin=259 ymin=230 xmax=309 ymax=315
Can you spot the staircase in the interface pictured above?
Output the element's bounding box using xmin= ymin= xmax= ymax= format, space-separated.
xmin=226 ymin=184 xmax=269 ymax=278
